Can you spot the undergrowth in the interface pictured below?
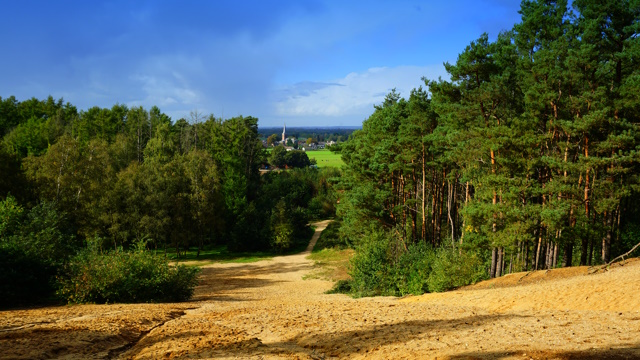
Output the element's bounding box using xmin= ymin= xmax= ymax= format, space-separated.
xmin=57 ymin=240 xmax=200 ymax=304
xmin=329 ymin=229 xmax=487 ymax=297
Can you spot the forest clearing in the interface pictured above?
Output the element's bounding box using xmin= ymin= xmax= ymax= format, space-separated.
xmin=1 ymin=222 xmax=639 ymax=360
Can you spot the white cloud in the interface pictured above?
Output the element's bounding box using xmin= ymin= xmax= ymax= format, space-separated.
xmin=128 ymin=73 xmax=200 ymax=108
xmin=273 ymin=65 xmax=449 ymax=118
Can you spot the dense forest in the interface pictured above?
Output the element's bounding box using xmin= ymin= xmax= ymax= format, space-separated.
xmin=334 ymin=0 xmax=640 ymax=296
xmin=0 ymin=98 xmax=339 ymax=307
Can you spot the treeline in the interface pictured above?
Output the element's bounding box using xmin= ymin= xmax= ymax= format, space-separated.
xmin=337 ymin=0 xmax=639 ymax=295
xmin=0 ymin=97 xmax=339 ymax=306
xmin=258 ymin=127 xmax=357 ymax=143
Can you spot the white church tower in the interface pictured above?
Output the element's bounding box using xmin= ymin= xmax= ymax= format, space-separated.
xmin=282 ymin=123 xmax=286 ymax=143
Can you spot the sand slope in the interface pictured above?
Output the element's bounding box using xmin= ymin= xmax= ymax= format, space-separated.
xmin=1 ymin=224 xmax=639 ymax=359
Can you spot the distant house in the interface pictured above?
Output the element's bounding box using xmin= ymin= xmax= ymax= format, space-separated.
xmin=326 ymin=140 xmax=336 ymax=147
xmin=317 ymin=142 xmax=326 ymax=149
xmin=284 ymin=146 xmax=295 ymax=151
xmin=301 ymin=143 xmax=317 ymax=151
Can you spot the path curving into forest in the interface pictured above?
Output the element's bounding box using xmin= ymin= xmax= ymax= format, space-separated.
xmin=1 ymin=221 xmax=639 ymax=359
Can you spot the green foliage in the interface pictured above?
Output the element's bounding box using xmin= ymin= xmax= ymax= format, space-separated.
xmin=0 ymin=143 xmax=30 ymax=201
xmin=230 ymin=202 xmax=270 ymax=252
xmin=57 ymin=240 xmax=200 ymax=304
xmin=269 ymin=145 xmax=287 ymax=168
xmin=0 ymin=195 xmax=23 ymax=237
xmin=270 ymin=200 xmax=294 ymax=252
xmin=0 ymin=197 xmax=77 ymax=308
xmin=326 ymin=279 xmax=352 ymax=294
xmin=394 ymin=242 xmax=435 ymax=296
xmin=268 ymin=199 xmax=312 ymax=253
xmin=345 ymin=229 xmax=486 ymax=297
xmin=426 ymin=248 xmax=487 ymax=293
xmin=1 ymin=96 xmax=76 ymax=157
xmin=336 ymin=0 xmax=640 ymax=288
xmin=306 ymin=168 xmax=340 ymax=220
xmin=307 ymin=195 xmax=336 ymax=220
xmin=3 ymin=116 xmax=49 ymax=157
xmin=261 ymin=169 xmax=315 ymax=209
xmin=616 ymin=222 xmax=640 ymax=259
xmin=0 ymin=197 xmax=77 ymax=266
xmin=3 ymin=0 xmax=639 ymax=303
xmin=266 ymin=133 xmax=279 ymax=146
xmin=284 ymin=150 xmax=311 ymax=168
xmin=348 ymin=230 xmax=394 ymax=297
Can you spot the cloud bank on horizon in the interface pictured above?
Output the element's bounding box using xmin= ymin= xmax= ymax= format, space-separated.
xmin=0 ymin=0 xmax=521 ymax=127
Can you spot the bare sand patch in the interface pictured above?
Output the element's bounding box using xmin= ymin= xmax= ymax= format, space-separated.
xmin=1 ymin=224 xmax=638 ymax=359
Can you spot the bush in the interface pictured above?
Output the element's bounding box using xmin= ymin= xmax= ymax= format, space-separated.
xmin=394 ymin=241 xmax=436 ymax=296
xmin=427 ymin=248 xmax=487 ymax=292
xmin=343 ymin=228 xmax=487 ymax=297
xmin=307 ymin=194 xmax=337 ymax=220
xmin=348 ymin=230 xmax=394 ymax=297
xmin=326 ymin=279 xmax=352 ymax=294
xmin=57 ymin=241 xmax=200 ymax=304
xmin=271 ymin=221 xmax=294 ymax=253
xmin=0 ymin=197 xmax=77 ymax=308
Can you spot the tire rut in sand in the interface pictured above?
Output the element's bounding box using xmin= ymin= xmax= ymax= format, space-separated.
xmin=107 ymin=309 xmax=193 ymax=359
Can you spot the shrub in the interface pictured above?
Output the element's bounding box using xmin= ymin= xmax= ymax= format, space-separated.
xmin=57 ymin=241 xmax=200 ymax=304
xmin=348 ymin=230 xmax=394 ymax=297
xmin=0 ymin=197 xmax=76 ymax=308
xmin=269 ymin=199 xmax=312 ymax=253
xmin=427 ymin=248 xmax=487 ymax=292
xmin=326 ymin=279 xmax=352 ymax=294
xmin=394 ymin=241 xmax=436 ymax=296
xmin=344 ymin=229 xmax=487 ymax=297
xmin=289 ymin=206 xmax=312 ymax=246
xmin=271 ymin=222 xmax=294 ymax=253
xmin=307 ymin=194 xmax=336 ymax=220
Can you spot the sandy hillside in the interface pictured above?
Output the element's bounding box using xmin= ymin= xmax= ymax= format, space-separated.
xmin=1 ymin=221 xmax=639 ymax=359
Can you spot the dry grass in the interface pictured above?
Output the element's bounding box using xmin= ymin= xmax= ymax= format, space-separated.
xmin=305 ymin=248 xmax=354 ymax=281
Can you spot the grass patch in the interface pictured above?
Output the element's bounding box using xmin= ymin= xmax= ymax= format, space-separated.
xmin=305 ymin=248 xmax=354 ymax=282
xmin=154 ymin=245 xmax=273 ymax=265
xmin=307 ymin=149 xmax=344 ymax=168
xmin=312 ymin=220 xmax=348 ymax=252
xmin=308 ymin=247 xmax=350 ymax=262
xmin=306 ymin=221 xmax=353 ymax=282
xmin=155 ymin=225 xmax=315 ymax=266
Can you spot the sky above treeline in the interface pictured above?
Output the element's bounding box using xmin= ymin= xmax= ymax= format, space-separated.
xmin=0 ymin=0 xmax=522 ymax=127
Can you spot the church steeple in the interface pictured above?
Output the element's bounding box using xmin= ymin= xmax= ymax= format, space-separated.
xmin=282 ymin=123 xmax=286 ymax=143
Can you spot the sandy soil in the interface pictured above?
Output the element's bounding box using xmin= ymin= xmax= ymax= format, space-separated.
xmin=1 ymin=221 xmax=639 ymax=359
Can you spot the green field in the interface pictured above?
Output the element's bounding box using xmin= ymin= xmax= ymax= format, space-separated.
xmin=307 ymin=149 xmax=344 ymax=168
xmin=264 ymin=147 xmax=344 ymax=168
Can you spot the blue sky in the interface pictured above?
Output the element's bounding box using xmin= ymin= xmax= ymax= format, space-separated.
xmin=0 ymin=0 xmax=522 ymax=127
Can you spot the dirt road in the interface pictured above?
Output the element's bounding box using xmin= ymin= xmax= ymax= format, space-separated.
xmin=2 ymin=220 xmax=640 ymax=359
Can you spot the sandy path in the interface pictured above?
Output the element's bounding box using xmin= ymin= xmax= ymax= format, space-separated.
xmin=1 ymin=222 xmax=640 ymax=359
